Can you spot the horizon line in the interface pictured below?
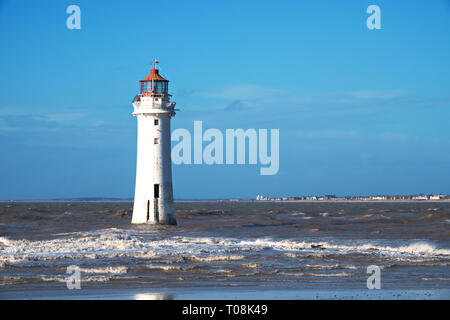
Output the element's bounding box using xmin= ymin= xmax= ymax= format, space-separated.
xmin=0 ymin=193 xmax=448 ymax=202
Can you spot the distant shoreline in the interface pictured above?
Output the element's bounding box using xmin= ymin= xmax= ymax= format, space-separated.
xmin=1 ymin=199 xmax=450 ymax=203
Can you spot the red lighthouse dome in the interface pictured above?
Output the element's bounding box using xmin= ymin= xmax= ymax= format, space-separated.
xmin=139 ymin=60 xmax=169 ymax=96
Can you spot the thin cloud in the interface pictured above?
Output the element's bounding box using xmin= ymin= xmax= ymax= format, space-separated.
xmin=344 ymin=90 xmax=406 ymax=100
xmin=0 ymin=109 xmax=105 ymax=132
xmin=198 ymin=84 xmax=283 ymax=100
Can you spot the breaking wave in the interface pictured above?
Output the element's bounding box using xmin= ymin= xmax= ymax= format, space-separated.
xmin=79 ymin=266 xmax=128 ymax=274
xmin=0 ymin=229 xmax=449 ymax=268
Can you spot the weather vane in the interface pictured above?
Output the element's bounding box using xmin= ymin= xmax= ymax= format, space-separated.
xmin=151 ymin=59 xmax=159 ymax=70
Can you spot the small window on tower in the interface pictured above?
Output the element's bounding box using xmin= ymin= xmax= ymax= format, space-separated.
xmin=154 ymin=138 xmax=159 ymax=144
xmin=154 ymin=119 xmax=159 ymax=125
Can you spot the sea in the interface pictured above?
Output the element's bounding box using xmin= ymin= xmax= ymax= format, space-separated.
xmin=0 ymin=201 xmax=449 ymax=299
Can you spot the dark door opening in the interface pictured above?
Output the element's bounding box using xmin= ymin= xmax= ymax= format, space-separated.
xmin=154 ymin=184 xmax=160 ymax=199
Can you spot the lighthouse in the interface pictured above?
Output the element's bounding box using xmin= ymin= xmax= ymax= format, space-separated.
xmin=131 ymin=60 xmax=177 ymax=225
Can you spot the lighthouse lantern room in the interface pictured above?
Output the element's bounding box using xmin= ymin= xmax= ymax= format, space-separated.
xmin=131 ymin=60 xmax=177 ymax=225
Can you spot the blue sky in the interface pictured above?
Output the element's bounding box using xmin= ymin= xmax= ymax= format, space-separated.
xmin=0 ymin=0 xmax=449 ymax=199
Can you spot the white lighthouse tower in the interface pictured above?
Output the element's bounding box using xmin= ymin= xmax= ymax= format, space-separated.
xmin=131 ymin=60 xmax=177 ymax=225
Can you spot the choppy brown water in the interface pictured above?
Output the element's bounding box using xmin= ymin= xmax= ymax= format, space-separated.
xmin=0 ymin=201 xmax=449 ymax=298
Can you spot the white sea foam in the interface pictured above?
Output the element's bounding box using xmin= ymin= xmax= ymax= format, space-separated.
xmin=279 ymin=272 xmax=352 ymax=277
xmin=241 ymin=263 xmax=260 ymax=268
xmin=184 ymin=255 xmax=244 ymax=262
xmin=79 ymin=266 xmax=128 ymax=274
xmin=422 ymin=277 xmax=450 ymax=281
xmin=40 ymin=275 xmax=111 ymax=282
xmin=145 ymin=264 xmax=203 ymax=272
xmin=304 ymin=264 xmax=358 ymax=270
xmin=146 ymin=265 xmax=184 ymax=271
xmin=0 ymin=229 xmax=448 ymax=268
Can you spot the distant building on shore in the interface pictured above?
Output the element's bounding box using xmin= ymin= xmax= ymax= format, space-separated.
xmin=411 ymin=195 xmax=429 ymax=200
xmin=256 ymin=193 xmax=448 ymax=201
